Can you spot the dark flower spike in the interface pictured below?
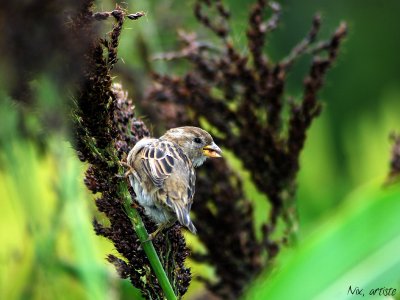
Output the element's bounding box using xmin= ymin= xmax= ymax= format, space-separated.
xmin=70 ymin=3 xmax=190 ymax=299
xmin=143 ymin=1 xmax=347 ymax=298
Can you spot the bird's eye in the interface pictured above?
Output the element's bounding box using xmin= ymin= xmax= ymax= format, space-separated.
xmin=194 ymin=137 xmax=202 ymax=144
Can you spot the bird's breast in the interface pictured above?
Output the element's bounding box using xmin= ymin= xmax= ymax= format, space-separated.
xmin=130 ymin=174 xmax=174 ymax=224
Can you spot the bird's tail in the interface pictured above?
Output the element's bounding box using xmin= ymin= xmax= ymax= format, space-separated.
xmin=173 ymin=204 xmax=197 ymax=234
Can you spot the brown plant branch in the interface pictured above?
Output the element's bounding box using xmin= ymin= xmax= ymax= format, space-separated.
xmin=142 ymin=1 xmax=347 ymax=298
xmin=70 ymin=4 xmax=190 ymax=299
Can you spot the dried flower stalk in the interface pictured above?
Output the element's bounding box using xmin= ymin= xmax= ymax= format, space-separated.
xmin=142 ymin=1 xmax=347 ymax=298
xmin=70 ymin=3 xmax=190 ymax=299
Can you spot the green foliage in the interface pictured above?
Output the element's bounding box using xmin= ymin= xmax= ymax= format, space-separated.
xmin=245 ymin=182 xmax=400 ymax=299
xmin=0 ymin=98 xmax=141 ymax=299
xmin=0 ymin=102 xmax=102 ymax=299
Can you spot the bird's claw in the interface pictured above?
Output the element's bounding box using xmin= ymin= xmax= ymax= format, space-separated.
xmin=119 ymin=159 xmax=130 ymax=168
xmin=143 ymin=235 xmax=155 ymax=243
xmin=116 ymin=157 xmax=133 ymax=179
xmin=115 ymin=170 xmax=132 ymax=179
xmin=131 ymin=201 xmax=140 ymax=209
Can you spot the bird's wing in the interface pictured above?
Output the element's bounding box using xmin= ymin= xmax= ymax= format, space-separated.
xmin=139 ymin=140 xmax=197 ymax=233
xmin=137 ymin=140 xmax=178 ymax=188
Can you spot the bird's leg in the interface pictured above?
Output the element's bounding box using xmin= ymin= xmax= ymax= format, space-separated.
xmin=116 ymin=159 xmax=133 ymax=179
xmin=145 ymin=221 xmax=176 ymax=242
xmin=146 ymin=226 xmax=165 ymax=242
xmin=124 ymin=169 xmax=132 ymax=178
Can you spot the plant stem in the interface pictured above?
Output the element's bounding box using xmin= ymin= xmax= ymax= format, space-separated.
xmin=119 ymin=182 xmax=177 ymax=300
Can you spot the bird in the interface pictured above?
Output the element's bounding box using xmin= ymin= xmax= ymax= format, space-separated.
xmin=125 ymin=126 xmax=222 ymax=239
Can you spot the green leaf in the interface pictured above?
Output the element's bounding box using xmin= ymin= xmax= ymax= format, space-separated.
xmin=245 ymin=181 xmax=400 ymax=300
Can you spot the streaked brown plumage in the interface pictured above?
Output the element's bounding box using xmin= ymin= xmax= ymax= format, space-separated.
xmin=126 ymin=126 xmax=222 ymax=238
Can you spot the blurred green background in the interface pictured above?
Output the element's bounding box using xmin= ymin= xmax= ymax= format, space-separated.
xmin=1 ymin=0 xmax=400 ymax=299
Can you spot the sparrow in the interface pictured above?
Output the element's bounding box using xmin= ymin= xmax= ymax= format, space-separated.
xmin=126 ymin=126 xmax=222 ymax=239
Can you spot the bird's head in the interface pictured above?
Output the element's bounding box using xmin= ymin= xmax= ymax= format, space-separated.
xmin=160 ymin=126 xmax=222 ymax=167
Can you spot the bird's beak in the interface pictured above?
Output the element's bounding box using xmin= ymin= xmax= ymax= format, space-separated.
xmin=203 ymin=142 xmax=222 ymax=158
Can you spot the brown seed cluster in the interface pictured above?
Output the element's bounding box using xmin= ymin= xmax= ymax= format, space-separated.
xmin=142 ymin=1 xmax=347 ymax=298
xmin=70 ymin=3 xmax=191 ymax=299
